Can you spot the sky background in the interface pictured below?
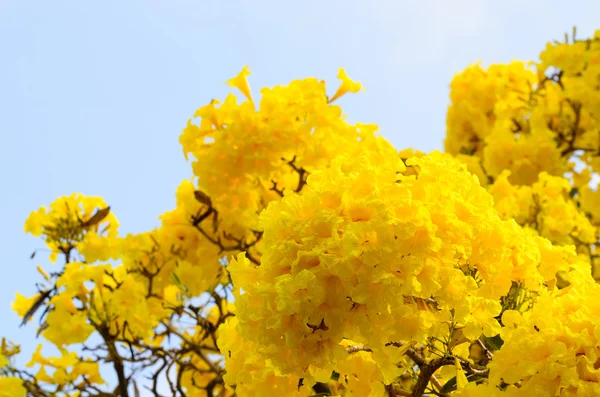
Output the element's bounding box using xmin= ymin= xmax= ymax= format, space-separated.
xmin=1 ymin=0 xmax=599 ymax=393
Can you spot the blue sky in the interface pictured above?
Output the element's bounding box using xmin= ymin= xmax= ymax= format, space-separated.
xmin=1 ymin=0 xmax=598 ymax=388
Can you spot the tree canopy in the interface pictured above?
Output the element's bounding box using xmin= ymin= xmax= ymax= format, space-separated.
xmin=2 ymin=27 xmax=600 ymax=397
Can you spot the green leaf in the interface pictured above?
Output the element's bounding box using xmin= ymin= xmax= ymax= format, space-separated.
xmin=441 ymin=376 xmax=457 ymax=393
xmin=442 ymin=374 xmax=486 ymax=393
xmin=482 ymin=334 xmax=504 ymax=351
xmin=170 ymin=272 xmax=182 ymax=287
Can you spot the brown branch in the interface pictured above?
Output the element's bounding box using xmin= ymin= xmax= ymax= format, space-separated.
xmin=411 ymin=359 xmax=441 ymax=397
xmin=385 ymin=341 xmax=489 ymax=397
xmin=191 ymin=207 xmax=262 ymax=265
xmin=91 ymin=321 xmax=129 ymax=397
xmin=560 ymin=100 xmax=582 ymax=157
xmin=108 ymin=341 xmax=129 ymax=397
xmin=346 ymin=345 xmax=372 ymax=354
xmin=162 ymin=322 xmax=223 ymax=376
xmin=270 ymin=180 xmax=284 ymax=197
xmin=385 ymin=341 xmax=426 ymax=367
xmin=386 ymin=383 xmax=397 ymax=397
xmin=282 ymin=156 xmax=309 ymax=193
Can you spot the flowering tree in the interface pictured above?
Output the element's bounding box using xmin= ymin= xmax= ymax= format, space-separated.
xmin=2 ymin=28 xmax=600 ymax=397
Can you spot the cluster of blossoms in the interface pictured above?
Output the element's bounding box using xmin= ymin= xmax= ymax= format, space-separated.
xmin=226 ymin=145 xmax=589 ymax=395
xmin=180 ymin=66 xmax=370 ymax=237
xmin=3 ymin=27 xmax=600 ymax=397
xmin=0 ymin=66 xmax=378 ymax=397
xmin=455 ymin=278 xmax=600 ymax=397
xmin=445 ymin=30 xmax=600 ymax=186
xmin=489 ymin=171 xmax=595 ymax=248
xmin=447 ymin=29 xmax=600 ymax=279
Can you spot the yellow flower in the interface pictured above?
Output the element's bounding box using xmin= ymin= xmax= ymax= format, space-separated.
xmin=23 ymin=207 xmax=46 ymax=235
xmin=454 ymin=357 xmax=469 ymax=390
xmin=36 ymin=265 xmax=50 ymax=282
xmin=329 ymin=68 xmax=363 ymax=103
xmin=11 ymin=292 xmax=41 ymax=320
xmin=0 ymin=378 xmax=26 ymax=397
xmin=43 ymin=306 xmax=94 ymax=346
xmin=226 ymin=65 xmax=253 ymax=103
xmin=27 ymin=344 xmax=52 ymax=367
xmin=72 ymin=360 xmax=104 ymax=384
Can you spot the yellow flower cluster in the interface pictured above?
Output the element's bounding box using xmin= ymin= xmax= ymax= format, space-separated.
xmin=1 ymin=339 xmax=103 ymax=397
xmin=18 ymin=193 xmax=190 ymax=346
xmin=455 ymin=276 xmax=600 ymax=396
xmin=447 ymin=30 xmax=600 ymax=187
xmin=447 ymin=30 xmax=600 ymax=283
xmin=541 ymin=35 xmax=600 ymax=118
xmin=180 ymin=66 xmax=377 ymax=237
xmin=26 ymin=345 xmax=104 ymax=391
xmin=0 ymin=378 xmax=25 ymax=397
xmin=218 ymin=316 xmax=311 ymax=397
xmin=13 ymin=262 xmax=179 ymax=349
xmin=489 ymin=171 xmax=596 ymax=247
xmin=445 ymin=61 xmax=537 ymax=159
xmin=218 ymin=312 xmax=412 ymax=396
xmin=24 ymin=194 xmax=118 ymax=262
xmin=114 ymin=180 xmax=225 ymax=297
xmin=228 ymin=145 xmax=582 ymax=382
xmin=0 ymin=340 xmax=26 ymax=397
xmin=61 ymin=262 xmax=175 ymax=341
